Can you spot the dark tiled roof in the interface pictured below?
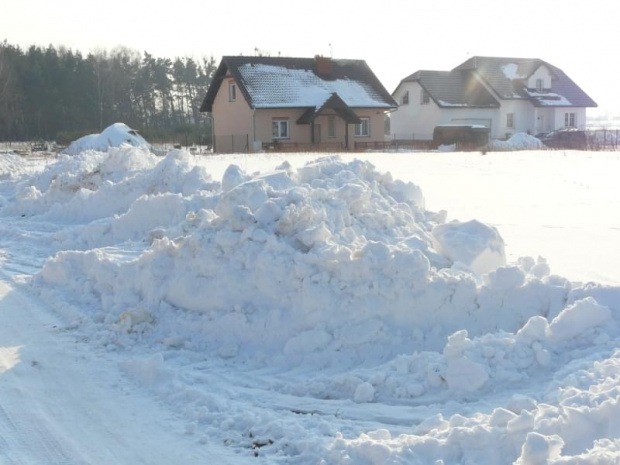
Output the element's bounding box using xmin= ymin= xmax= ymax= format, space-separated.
xmin=200 ymin=56 xmax=397 ymax=112
xmin=400 ymin=70 xmax=500 ymax=108
xmin=453 ymin=56 xmax=597 ymax=107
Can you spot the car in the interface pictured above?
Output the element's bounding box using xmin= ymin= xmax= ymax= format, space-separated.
xmin=432 ymin=125 xmax=490 ymax=150
xmin=538 ymin=128 xmax=587 ymax=150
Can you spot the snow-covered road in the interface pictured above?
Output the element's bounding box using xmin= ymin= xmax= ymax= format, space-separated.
xmin=0 ymin=278 xmax=248 ymax=465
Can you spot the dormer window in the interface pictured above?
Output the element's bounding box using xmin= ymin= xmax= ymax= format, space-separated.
xmin=401 ymin=91 xmax=409 ymax=105
xmin=229 ymin=82 xmax=237 ymax=102
xmin=536 ymin=78 xmax=544 ymax=92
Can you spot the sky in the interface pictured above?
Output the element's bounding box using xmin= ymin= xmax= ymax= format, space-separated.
xmin=2 ymin=0 xmax=619 ymax=115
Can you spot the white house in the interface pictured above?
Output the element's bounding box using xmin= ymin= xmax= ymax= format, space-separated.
xmin=391 ymin=56 xmax=597 ymax=141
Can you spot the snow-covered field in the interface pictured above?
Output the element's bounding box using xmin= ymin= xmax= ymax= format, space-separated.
xmin=1 ymin=147 xmax=620 ymax=464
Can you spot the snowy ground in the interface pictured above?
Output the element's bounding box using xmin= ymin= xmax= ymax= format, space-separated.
xmin=1 ymin=148 xmax=620 ymax=464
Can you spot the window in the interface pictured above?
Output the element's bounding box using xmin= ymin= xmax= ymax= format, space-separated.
xmin=506 ymin=112 xmax=515 ymax=129
xmin=229 ymin=82 xmax=236 ymax=101
xmin=328 ymin=116 xmax=336 ymax=138
xmin=536 ymin=78 xmax=544 ymax=92
xmin=420 ymin=89 xmax=430 ymax=105
xmin=565 ymin=112 xmax=576 ymax=128
xmin=401 ymin=91 xmax=409 ymax=105
xmin=272 ymin=120 xmax=289 ymax=139
xmin=355 ymin=117 xmax=370 ymax=137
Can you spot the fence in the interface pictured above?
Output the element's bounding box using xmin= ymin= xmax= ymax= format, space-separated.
xmin=587 ymin=129 xmax=620 ymax=150
xmin=213 ymin=134 xmax=250 ymax=153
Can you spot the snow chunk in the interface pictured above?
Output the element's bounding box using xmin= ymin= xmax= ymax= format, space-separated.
xmin=353 ymin=382 xmax=375 ymax=403
xmin=515 ymin=432 xmax=564 ymax=465
xmin=431 ymin=219 xmax=506 ymax=274
xmin=445 ymin=356 xmax=489 ymax=392
xmin=547 ymin=297 xmax=612 ymax=342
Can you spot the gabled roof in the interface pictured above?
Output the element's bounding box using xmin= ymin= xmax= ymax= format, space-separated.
xmin=296 ymin=93 xmax=362 ymax=124
xmin=200 ymin=56 xmax=397 ymax=112
xmin=453 ymin=56 xmax=597 ymax=107
xmin=399 ymin=70 xmax=500 ymax=108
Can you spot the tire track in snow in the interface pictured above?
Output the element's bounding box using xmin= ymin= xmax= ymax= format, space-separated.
xmin=0 ymin=278 xmax=248 ymax=464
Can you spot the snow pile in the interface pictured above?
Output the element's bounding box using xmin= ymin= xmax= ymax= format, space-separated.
xmin=3 ymin=148 xmax=620 ymax=463
xmin=0 ymin=152 xmax=34 ymax=180
xmin=488 ymin=133 xmax=545 ymax=151
xmin=325 ymin=340 xmax=620 ymax=464
xmin=31 ymin=152 xmax=611 ymax=368
xmin=6 ymin=147 xmax=215 ymax=226
xmin=63 ymin=123 xmax=151 ymax=155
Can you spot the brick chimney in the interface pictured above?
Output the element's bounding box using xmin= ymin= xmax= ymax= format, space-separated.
xmin=314 ymin=55 xmax=333 ymax=77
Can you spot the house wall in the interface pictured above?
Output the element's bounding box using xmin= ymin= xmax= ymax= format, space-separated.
xmin=212 ymin=76 xmax=254 ymax=153
xmin=351 ymin=109 xmax=388 ymax=146
xmin=253 ymin=107 xmax=387 ymax=150
xmin=553 ymin=107 xmax=587 ymax=130
xmin=534 ymin=107 xmax=556 ymax=135
xmin=391 ymin=82 xmax=442 ymax=140
xmin=254 ymin=108 xmax=311 ymax=148
xmin=311 ymin=113 xmax=350 ymax=148
xmin=499 ymin=100 xmax=536 ymax=138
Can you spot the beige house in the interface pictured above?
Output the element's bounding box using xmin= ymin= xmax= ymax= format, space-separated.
xmin=200 ymin=56 xmax=397 ymax=153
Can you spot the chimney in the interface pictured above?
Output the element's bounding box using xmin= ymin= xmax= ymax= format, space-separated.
xmin=314 ymin=55 xmax=333 ymax=77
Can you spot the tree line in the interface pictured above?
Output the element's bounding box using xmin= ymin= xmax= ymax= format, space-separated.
xmin=0 ymin=40 xmax=217 ymax=145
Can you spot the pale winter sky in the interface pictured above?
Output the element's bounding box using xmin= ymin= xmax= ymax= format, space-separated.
xmin=3 ymin=0 xmax=619 ymax=115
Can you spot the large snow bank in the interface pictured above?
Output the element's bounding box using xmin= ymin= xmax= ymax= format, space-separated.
xmin=63 ymin=123 xmax=151 ymax=155
xmin=4 ymin=147 xmax=620 ymax=464
xmin=488 ymin=133 xmax=545 ymax=151
xmin=29 ymin=151 xmax=606 ymax=368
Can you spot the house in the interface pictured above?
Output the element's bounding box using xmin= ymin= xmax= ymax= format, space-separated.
xmin=390 ymin=56 xmax=597 ymax=141
xmin=200 ymin=56 xmax=397 ymax=152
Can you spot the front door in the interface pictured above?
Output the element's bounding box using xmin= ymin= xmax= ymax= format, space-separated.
xmin=313 ymin=124 xmax=321 ymax=145
xmin=537 ymin=115 xmax=545 ymax=135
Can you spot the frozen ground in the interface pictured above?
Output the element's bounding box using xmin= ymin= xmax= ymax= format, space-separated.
xmin=0 ymin=148 xmax=619 ymax=464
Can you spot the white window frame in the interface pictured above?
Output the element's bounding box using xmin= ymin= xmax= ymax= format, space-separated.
xmin=229 ymin=82 xmax=237 ymax=102
xmin=506 ymin=112 xmax=515 ymax=129
xmin=565 ymin=112 xmax=576 ymax=128
xmin=328 ymin=116 xmax=336 ymax=138
xmin=355 ymin=117 xmax=370 ymax=137
xmin=420 ymin=89 xmax=430 ymax=105
xmin=401 ymin=91 xmax=409 ymax=105
xmin=272 ymin=119 xmax=289 ymax=139
xmin=536 ymin=78 xmax=544 ymax=92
